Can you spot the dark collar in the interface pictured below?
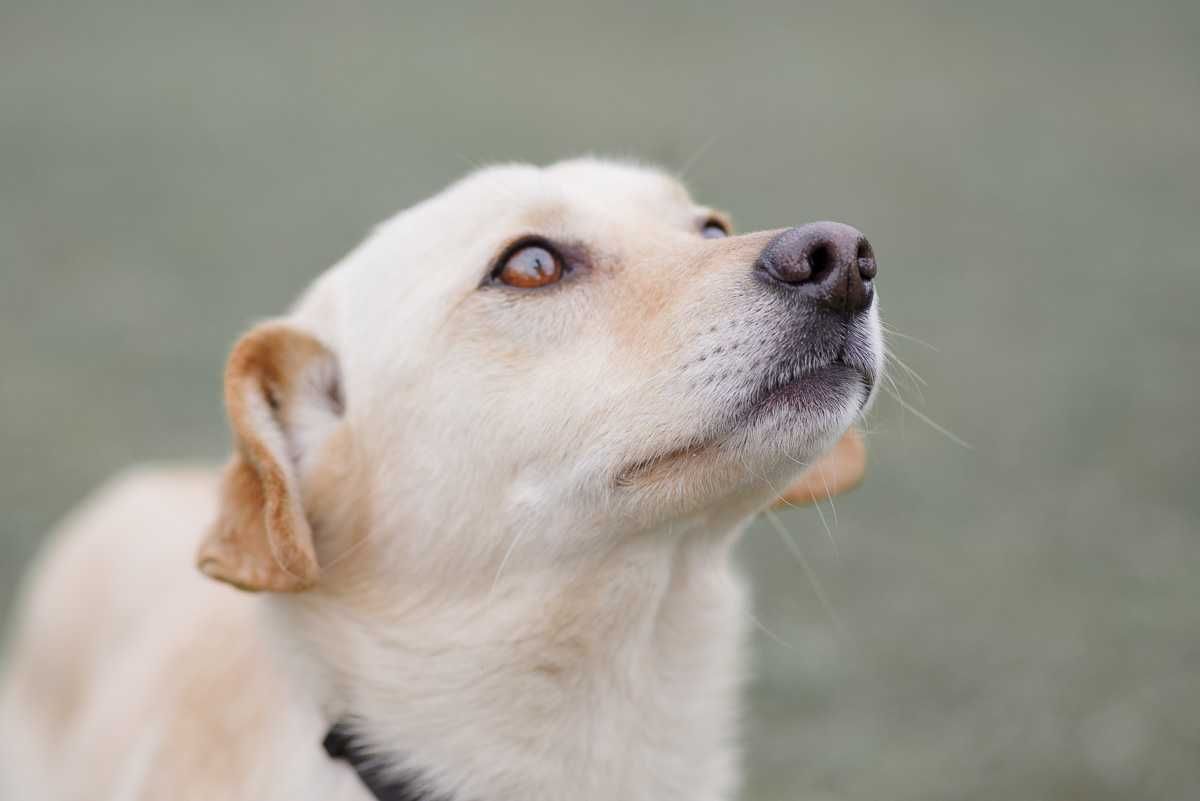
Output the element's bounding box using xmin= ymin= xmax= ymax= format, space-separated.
xmin=323 ymin=724 xmax=450 ymax=801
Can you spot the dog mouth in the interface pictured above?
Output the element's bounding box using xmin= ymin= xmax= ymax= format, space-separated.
xmin=615 ymin=353 xmax=875 ymax=487
xmin=741 ymin=356 xmax=875 ymax=420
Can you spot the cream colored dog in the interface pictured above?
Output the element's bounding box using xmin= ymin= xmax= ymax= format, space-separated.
xmin=0 ymin=158 xmax=881 ymax=801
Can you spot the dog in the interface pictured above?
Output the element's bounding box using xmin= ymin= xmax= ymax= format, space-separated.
xmin=0 ymin=158 xmax=882 ymax=801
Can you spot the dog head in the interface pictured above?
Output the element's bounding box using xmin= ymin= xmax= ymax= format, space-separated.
xmin=197 ymin=158 xmax=882 ymax=593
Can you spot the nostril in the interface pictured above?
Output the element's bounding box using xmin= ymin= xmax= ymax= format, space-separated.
xmin=855 ymin=238 xmax=872 ymax=262
xmin=855 ymin=238 xmax=877 ymax=280
xmin=807 ymin=243 xmax=835 ymax=282
xmin=756 ymin=223 xmax=876 ymax=296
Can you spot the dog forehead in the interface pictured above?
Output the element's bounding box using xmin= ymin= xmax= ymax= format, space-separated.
xmin=349 ymin=159 xmax=699 ymax=282
xmin=439 ymin=158 xmax=697 ymax=232
xmin=545 ymin=158 xmax=693 ymax=207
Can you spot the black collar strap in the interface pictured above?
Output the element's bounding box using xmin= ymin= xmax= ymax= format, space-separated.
xmin=323 ymin=723 xmax=449 ymax=801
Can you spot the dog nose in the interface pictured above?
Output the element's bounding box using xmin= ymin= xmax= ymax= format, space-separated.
xmin=754 ymin=222 xmax=877 ymax=313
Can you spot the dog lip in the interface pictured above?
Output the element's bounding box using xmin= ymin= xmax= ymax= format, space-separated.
xmin=739 ymin=359 xmax=871 ymax=422
xmin=614 ymin=356 xmax=874 ymax=487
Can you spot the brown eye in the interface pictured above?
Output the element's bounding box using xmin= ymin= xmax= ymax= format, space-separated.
xmin=497 ymin=244 xmax=563 ymax=288
xmin=701 ymin=219 xmax=729 ymax=239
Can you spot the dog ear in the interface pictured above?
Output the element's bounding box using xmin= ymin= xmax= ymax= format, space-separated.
xmin=775 ymin=427 xmax=866 ymax=507
xmin=197 ymin=321 xmax=344 ymax=592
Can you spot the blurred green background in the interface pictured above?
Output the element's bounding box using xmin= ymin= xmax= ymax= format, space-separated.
xmin=2 ymin=1 xmax=1198 ymax=799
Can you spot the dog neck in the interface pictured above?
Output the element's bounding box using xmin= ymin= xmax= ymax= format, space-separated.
xmin=269 ymin=518 xmax=753 ymax=801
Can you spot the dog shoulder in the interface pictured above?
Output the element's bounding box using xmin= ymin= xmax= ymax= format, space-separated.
xmin=3 ymin=464 xmax=359 ymax=800
xmin=1 ymin=465 xmax=231 ymax=797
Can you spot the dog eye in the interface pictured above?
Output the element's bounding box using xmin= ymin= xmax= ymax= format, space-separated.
xmin=701 ymin=219 xmax=729 ymax=239
xmin=496 ymin=244 xmax=564 ymax=288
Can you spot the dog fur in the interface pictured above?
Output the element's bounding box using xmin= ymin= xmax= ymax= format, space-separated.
xmin=0 ymin=158 xmax=881 ymax=801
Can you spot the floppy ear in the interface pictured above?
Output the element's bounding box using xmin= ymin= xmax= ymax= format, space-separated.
xmin=775 ymin=427 xmax=867 ymax=507
xmin=197 ymin=321 xmax=344 ymax=592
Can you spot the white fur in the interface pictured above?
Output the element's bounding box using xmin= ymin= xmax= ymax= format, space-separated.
xmin=0 ymin=158 xmax=881 ymax=801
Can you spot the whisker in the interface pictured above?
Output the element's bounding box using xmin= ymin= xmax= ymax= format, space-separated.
xmin=885 ymin=386 xmax=973 ymax=449
xmin=881 ymin=323 xmax=940 ymax=352
xmin=815 ymin=461 xmax=839 ymax=529
xmin=745 ymin=609 xmax=799 ymax=651
xmin=490 ymin=528 xmax=529 ymax=595
xmin=764 ymin=508 xmax=841 ymax=632
xmin=738 ymin=449 xmax=791 ymax=509
xmin=809 ymin=490 xmax=838 ymax=557
xmin=850 ymin=411 xmax=881 ymax=437
xmin=880 ymin=365 xmax=909 ymax=407
xmin=748 ymin=452 xmax=844 ymax=565
xmin=779 ymin=450 xmax=839 ymax=555
xmin=884 ymin=349 xmax=928 ymax=387
xmin=883 ymin=354 xmax=925 ymax=406
xmin=677 ymin=134 xmax=721 ymax=180
xmin=322 ymin=532 xmax=372 ymax=571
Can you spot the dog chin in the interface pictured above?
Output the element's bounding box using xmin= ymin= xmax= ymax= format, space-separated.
xmin=614 ymin=371 xmax=867 ymax=505
xmin=736 ymin=392 xmax=863 ymax=470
